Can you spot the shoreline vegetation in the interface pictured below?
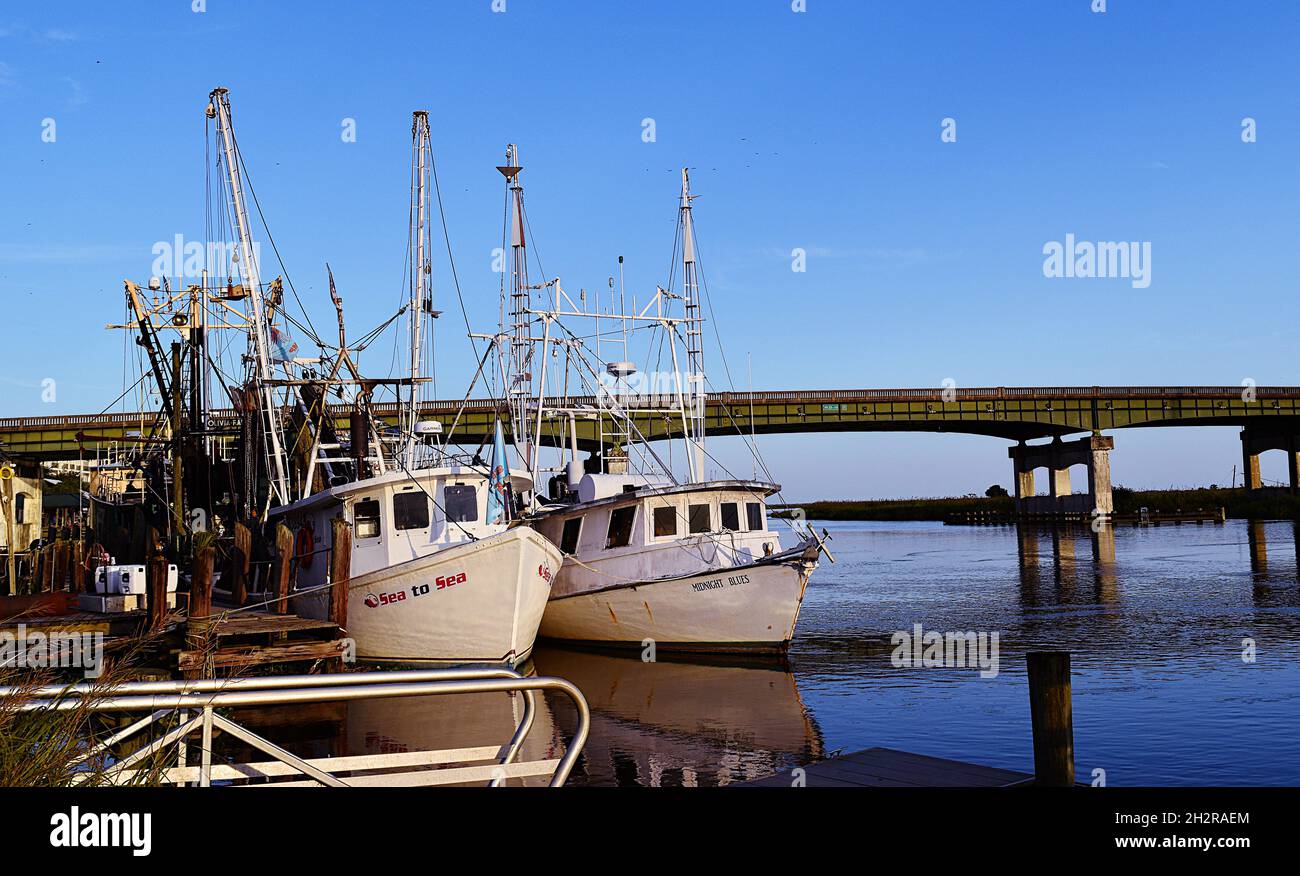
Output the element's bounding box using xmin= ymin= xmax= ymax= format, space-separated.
xmin=773 ymin=486 xmax=1300 ymax=522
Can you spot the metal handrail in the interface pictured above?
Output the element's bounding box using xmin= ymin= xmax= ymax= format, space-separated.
xmin=11 ymin=668 xmax=590 ymax=788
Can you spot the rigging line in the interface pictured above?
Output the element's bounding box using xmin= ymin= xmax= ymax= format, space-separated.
xmin=439 ymin=342 xmax=497 ymax=449
xmin=351 ymin=306 xmax=409 ymax=352
xmin=87 ymin=369 xmax=154 ymax=426
xmin=521 ymin=202 xmax=547 ymax=286
xmin=387 ymin=452 xmax=480 ymax=543
xmin=547 ymin=320 xmax=678 ymax=482
xmin=689 ymin=226 xmax=784 ymax=500
xmin=226 ymin=123 xmax=324 ymax=348
xmin=430 ymin=146 xmax=498 ymax=409
xmin=655 ymin=318 xmax=782 ymax=505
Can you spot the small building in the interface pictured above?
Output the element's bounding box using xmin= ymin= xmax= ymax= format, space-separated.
xmin=0 ymin=459 xmax=43 ymax=555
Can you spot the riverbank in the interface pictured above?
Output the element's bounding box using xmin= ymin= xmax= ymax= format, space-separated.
xmin=775 ymin=487 xmax=1300 ymax=521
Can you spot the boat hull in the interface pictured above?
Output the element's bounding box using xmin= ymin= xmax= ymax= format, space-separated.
xmin=301 ymin=527 xmax=561 ymax=665
xmin=538 ymin=549 xmax=816 ymax=651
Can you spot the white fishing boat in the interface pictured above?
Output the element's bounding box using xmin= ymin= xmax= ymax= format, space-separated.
xmin=478 ymin=155 xmax=829 ymax=652
xmin=203 ymin=93 xmax=559 ymax=664
xmin=273 ymin=466 xmax=559 ymax=664
xmin=531 ymin=477 xmax=819 ymax=651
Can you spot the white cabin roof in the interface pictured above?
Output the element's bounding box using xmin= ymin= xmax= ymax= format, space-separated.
xmin=268 ymin=465 xmax=533 ymax=517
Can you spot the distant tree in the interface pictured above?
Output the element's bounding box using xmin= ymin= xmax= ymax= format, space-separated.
xmin=985 ymin=484 xmax=1009 ymax=498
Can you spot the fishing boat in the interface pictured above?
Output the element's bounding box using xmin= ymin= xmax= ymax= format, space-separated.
xmin=480 ymin=155 xmax=828 ymax=652
xmin=271 ymin=109 xmax=561 ymax=664
xmin=203 ymin=93 xmax=559 ymax=664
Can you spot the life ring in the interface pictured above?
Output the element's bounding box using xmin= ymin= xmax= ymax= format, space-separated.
xmin=0 ymin=464 xmax=13 ymax=480
xmin=295 ymin=525 xmax=315 ymax=569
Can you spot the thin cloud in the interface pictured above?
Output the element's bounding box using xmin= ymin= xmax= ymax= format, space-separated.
xmin=63 ymin=75 xmax=86 ymax=109
xmin=0 ymin=243 xmax=137 ymax=263
xmin=0 ymin=23 xmax=81 ymax=43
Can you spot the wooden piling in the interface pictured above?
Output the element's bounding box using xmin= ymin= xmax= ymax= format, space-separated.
xmin=40 ymin=544 xmax=54 ymax=592
xmin=52 ymin=540 xmax=69 ymax=592
xmin=190 ymin=546 xmax=214 ymax=622
xmin=328 ymin=517 xmax=350 ymax=629
xmin=231 ymin=521 xmax=251 ymax=606
xmin=1027 ymin=650 xmax=1075 ymax=787
xmin=71 ymin=541 xmax=85 ymax=592
xmin=147 ymin=554 xmax=170 ymax=632
xmin=185 ymin=547 xmax=216 ymax=679
xmin=273 ymin=524 xmax=294 ymax=615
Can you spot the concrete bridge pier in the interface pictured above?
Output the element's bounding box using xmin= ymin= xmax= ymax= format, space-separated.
xmin=1239 ymin=426 xmax=1300 ymax=492
xmin=1009 ymin=434 xmax=1115 ymax=515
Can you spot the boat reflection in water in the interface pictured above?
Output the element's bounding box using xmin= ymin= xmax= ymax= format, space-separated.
xmin=234 ymin=648 xmax=821 ymax=787
xmin=532 ymin=645 xmax=823 ymax=787
xmin=342 ymin=670 xmax=566 ymax=787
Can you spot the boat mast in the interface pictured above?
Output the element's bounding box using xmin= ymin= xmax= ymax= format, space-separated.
xmin=207 ymin=87 xmax=290 ymax=508
xmin=680 ymin=168 xmax=706 ymax=482
xmin=497 ymin=145 xmax=532 ymax=470
xmin=407 ymin=111 xmax=432 ymax=468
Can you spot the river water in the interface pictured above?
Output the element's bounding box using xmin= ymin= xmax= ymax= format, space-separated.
xmin=254 ymin=519 xmax=1300 ymax=786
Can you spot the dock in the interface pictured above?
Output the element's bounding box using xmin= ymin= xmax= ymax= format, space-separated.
xmin=945 ymin=507 xmax=1227 ymax=526
xmin=741 ymin=747 xmax=1032 ymax=787
xmin=176 ymin=611 xmax=345 ymax=675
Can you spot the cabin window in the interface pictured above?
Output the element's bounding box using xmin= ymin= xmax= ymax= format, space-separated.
xmin=560 ymin=517 xmax=582 ymax=554
xmin=653 ymin=505 xmax=678 ymax=538
xmin=393 ymin=491 xmax=430 ymax=530
xmin=720 ymin=502 xmax=740 ymax=531
xmin=688 ymin=503 xmax=711 ymax=534
xmin=14 ymin=493 xmax=30 ymax=525
xmin=606 ymin=506 xmax=636 ymax=549
xmin=445 ymin=485 xmax=478 ymax=523
xmin=746 ymin=502 xmax=764 ymax=531
xmin=354 ymin=498 xmax=381 ymax=539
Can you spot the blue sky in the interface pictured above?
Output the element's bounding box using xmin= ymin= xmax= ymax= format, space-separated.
xmin=2 ymin=1 xmax=1299 ymax=499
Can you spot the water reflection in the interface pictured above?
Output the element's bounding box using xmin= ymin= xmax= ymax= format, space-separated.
xmin=534 ymin=646 xmax=823 ymax=787
xmin=234 ymin=518 xmax=1300 ymax=787
xmin=1015 ymin=523 xmax=1117 ymax=607
xmin=1244 ymin=519 xmax=1300 ymax=607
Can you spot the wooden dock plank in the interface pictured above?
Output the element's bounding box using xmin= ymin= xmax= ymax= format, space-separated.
xmin=210 ymin=613 xmax=338 ymax=637
xmin=177 ymin=639 xmax=348 ymax=671
xmin=739 ymin=747 xmax=1032 ymax=788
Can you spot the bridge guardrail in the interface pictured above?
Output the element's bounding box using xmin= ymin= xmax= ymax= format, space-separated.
xmin=6 ymin=387 xmax=1300 ymax=431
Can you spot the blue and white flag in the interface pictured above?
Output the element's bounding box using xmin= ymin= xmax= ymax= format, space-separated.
xmin=487 ymin=420 xmax=511 ymax=525
xmin=269 ymin=324 xmax=298 ymax=363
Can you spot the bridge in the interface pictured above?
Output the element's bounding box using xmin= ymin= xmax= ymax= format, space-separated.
xmin=3 ymin=386 xmax=1299 ymax=512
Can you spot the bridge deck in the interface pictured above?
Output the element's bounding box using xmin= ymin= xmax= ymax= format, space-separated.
xmin=3 ymin=386 xmax=1299 ymax=459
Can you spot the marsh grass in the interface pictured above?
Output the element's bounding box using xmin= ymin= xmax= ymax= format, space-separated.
xmin=0 ymin=632 xmax=175 ymax=787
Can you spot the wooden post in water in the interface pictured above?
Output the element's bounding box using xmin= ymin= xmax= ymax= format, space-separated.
xmin=1027 ymin=650 xmax=1075 ymax=787
xmin=231 ymin=522 xmax=251 ymax=606
xmin=147 ymin=554 xmax=170 ymax=631
xmin=273 ymin=524 xmax=294 ymax=615
xmin=185 ymin=547 xmax=216 ymax=679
